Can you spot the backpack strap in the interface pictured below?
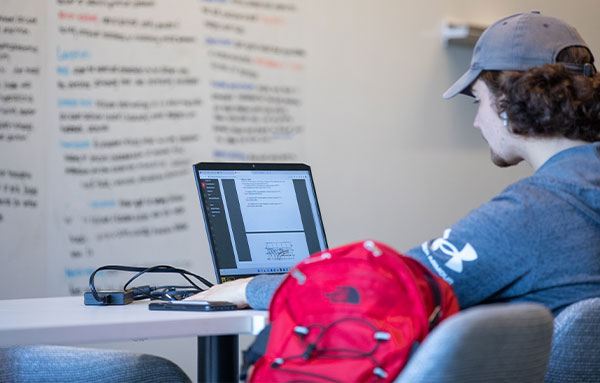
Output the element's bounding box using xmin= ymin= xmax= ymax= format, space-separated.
xmin=241 ymin=324 xmax=272 ymax=381
xmin=422 ymin=270 xmax=443 ymax=330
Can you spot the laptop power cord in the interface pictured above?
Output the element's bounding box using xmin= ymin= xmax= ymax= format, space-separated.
xmin=84 ymin=265 xmax=213 ymax=306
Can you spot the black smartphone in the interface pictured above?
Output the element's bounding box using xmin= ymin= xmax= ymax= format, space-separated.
xmin=148 ymin=300 xmax=237 ymax=312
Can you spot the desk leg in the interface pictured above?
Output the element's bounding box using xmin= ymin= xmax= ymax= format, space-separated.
xmin=198 ymin=335 xmax=239 ymax=382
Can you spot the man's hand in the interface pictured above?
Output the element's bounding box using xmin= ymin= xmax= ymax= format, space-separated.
xmin=185 ymin=277 xmax=253 ymax=308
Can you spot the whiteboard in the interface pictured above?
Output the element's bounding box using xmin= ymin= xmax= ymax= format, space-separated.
xmin=1 ymin=0 xmax=309 ymax=295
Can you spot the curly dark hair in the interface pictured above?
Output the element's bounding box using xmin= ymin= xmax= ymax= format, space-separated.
xmin=478 ymin=47 xmax=600 ymax=142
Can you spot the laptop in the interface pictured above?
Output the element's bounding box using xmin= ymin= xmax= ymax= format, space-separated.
xmin=193 ymin=162 xmax=328 ymax=283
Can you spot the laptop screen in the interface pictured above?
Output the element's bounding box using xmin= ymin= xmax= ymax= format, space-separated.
xmin=193 ymin=163 xmax=328 ymax=283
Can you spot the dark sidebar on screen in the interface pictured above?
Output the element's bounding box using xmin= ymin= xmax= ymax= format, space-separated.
xmin=293 ymin=179 xmax=321 ymax=255
xmin=199 ymin=178 xmax=237 ymax=269
xmin=221 ymin=179 xmax=252 ymax=261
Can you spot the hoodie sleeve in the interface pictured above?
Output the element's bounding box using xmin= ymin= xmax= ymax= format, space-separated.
xmin=245 ymin=274 xmax=286 ymax=309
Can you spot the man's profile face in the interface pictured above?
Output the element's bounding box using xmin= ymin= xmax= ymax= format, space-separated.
xmin=471 ymin=80 xmax=524 ymax=168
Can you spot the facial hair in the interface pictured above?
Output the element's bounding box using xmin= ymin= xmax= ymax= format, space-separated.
xmin=490 ymin=150 xmax=512 ymax=167
xmin=482 ymin=135 xmax=522 ymax=168
xmin=490 ymin=148 xmax=523 ymax=168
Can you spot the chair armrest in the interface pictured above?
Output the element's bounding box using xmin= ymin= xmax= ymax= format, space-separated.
xmin=396 ymin=303 xmax=553 ymax=383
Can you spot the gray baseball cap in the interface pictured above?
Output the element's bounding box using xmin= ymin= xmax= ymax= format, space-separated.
xmin=443 ymin=11 xmax=596 ymax=99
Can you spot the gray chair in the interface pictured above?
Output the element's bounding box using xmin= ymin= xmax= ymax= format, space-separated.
xmin=545 ymin=297 xmax=600 ymax=383
xmin=0 ymin=345 xmax=191 ymax=383
xmin=396 ymin=303 xmax=554 ymax=383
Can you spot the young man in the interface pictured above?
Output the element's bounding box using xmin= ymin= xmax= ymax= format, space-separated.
xmin=188 ymin=12 xmax=600 ymax=315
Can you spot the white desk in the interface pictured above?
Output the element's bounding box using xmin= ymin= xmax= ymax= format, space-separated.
xmin=0 ymin=296 xmax=268 ymax=381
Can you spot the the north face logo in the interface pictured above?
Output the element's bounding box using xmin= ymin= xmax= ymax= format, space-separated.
xmin=431 ymin=228 xmax=478 ymax=273
xmin=325 ymin=286 xmax=360 ymax=304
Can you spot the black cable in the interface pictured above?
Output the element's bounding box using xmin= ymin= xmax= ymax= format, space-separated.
xmin=122 ymin=265 xmax=211 ymax=291
xmin=131 ymin=285 xmax=200 ymax=301
xmin=88 ymin=264 xmax=213 ymax=303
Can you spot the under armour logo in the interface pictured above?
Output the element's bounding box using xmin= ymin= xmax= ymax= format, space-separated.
xmin=325 ymin=286 xmax=360 ymax=304
xmin=430 ymin=229 xmax=478 ymax=273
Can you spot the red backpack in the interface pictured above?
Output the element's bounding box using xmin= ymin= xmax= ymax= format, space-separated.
xmin=246 ymin=240 xmax=459 ymax=382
